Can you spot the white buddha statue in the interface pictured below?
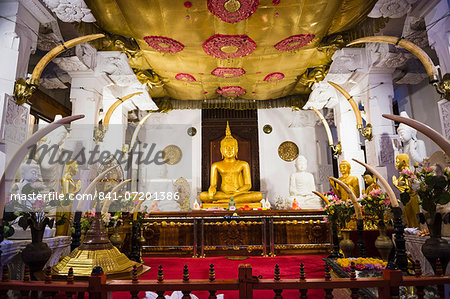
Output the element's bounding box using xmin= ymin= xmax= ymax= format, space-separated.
xmin=397 ymin=111 xmax=427 ymax=168
xmin=289 ymin=156 xmax=322 ymax=209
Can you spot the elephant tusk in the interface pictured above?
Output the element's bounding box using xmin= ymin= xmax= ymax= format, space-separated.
xmin=103 ymin=92 xmax=143 ymax=126
xmin=329 ymin=177 xmax=363 ymax=220
xmin=328 ymin=81 xmax=363 ymax=128
xmin=352 ymin=158 xmax=399 ymax=208
xmin=312 ymin=191 xmax=330 ymax=205
xmin=101 ymin=179 xmax=132 ymax=214
xmin=347 ymin=36 xmax=438 ymax=83
xmin=30 ymin=34 xmax=105 ymax=86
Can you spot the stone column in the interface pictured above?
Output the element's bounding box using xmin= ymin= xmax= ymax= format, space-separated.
xmin=0 ymin=0 xmax=59 ymax=172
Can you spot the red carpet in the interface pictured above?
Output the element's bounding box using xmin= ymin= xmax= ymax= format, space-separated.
xmin=113 ymin=255 xmax=327 ymax=298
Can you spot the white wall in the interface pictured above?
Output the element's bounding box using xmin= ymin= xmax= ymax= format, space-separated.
xmin=138 ymin=110 xmax=201 ymax=210
xmin=258 ymin=108 xmax=324 ymax=204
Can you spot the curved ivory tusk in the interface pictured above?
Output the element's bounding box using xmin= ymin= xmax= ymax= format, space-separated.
xmin=83 ymin=165 xmax=120 ymax=196
xmin=312 ymin=191 xmax=330 ymax=205
xmin=328 ymin=81 xmax=363 ymax=127
xmin=311 ymin=107 xmax=333 ymax=146
xmin=383 ymin=114 xmax=450 ymax=158
xmin=0 ymin=115 xmax=85 ymax=220
xmin=329 ymin=177 xmax=363 ymax=220
xmin=129 ymin=111 xmax=153 ymax=152
xmin=30 ymin=34 xmax=105 ymax=86
xmin=75 ymin=164 xmax=120 ymax=212
xmin=103 ymin=92 xmax=143 ymax=126
xmin=352 ymin=158 xmax=399 ymax=208
xmin=101 ymin=179 xmax=132 ymax=214
xmin=347 ymin=36 xmax=437 ymax=83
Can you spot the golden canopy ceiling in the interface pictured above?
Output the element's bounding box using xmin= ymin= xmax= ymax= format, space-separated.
xmin=85 ymin=0 xmax=376 ymax=101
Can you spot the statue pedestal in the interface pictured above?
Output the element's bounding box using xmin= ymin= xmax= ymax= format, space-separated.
xmin=202 ymin=202 xmax=262 ymax=209
xmin=288 ymin=196 xmax=323 ymax=210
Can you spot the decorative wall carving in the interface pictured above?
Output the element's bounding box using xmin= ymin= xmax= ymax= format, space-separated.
xmin=368 ymin=0 xmax=418 ymax=19
xmin=96 ymin=52 xmax=133 ymax=76
xmin=395 ymin=72 xmax=427 ymax=85
xmin=438 ymin=99 xmax=450 ymax=140
xmin=42 ymin=0 xmax=96 ymax=22
xmin=304 ymin=81 xmax=339 ymax=109
xmin=366 ymin=42 xmax=412 ymax=69
xmin=379 ymin=135 xmax=396 ymax=165
xmin=76 ymin=43 xmax=97 ymax=70
xmin=329 ymin=48 xmax=366 ymax=74
xmin=402 ymin=16 xmax=429 ymax=48
xmin=1 ymin=94 xmax=29 ymax=144
xmin=40 ymin=77 xmax=68 ymax=89
xmin=53 ymin=56 xmax=89 ymax=72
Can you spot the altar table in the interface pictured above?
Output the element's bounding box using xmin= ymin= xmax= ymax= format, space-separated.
xmin=139 ymin=210 xmax=330 ymax=257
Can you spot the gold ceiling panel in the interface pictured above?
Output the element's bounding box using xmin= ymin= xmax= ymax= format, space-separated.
xmin=85 ymin=0 xmax=376 ymax=101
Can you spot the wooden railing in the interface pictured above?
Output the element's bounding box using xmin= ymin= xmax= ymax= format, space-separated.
xmin=0 ymin=263 xmax=449 ymax=298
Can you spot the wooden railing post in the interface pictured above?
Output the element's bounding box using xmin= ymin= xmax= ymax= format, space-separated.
xmin=383 ymin=268 xmax=403 ymax=299
xmin=88 ymin=266 xmax=107 ymax=299
xmin=239 ymin=264 xmax=254 ymax=299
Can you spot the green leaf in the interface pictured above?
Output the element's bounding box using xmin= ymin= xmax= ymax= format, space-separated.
xmin=18 ymin=216 xmax=29 ymax=230
xmin=400 ymin=192 xmax=410 ymax=205
xmin=3 ymin=212 xmax=18 ymax=222
xmin=435 ymin=193 xmax=450 ymax=205
xmin=4 ymin=225 xmax=14 ymax=238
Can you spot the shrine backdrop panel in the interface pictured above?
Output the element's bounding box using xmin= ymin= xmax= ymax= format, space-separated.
xmin=201 ymin=109 xmax=260 ymax=191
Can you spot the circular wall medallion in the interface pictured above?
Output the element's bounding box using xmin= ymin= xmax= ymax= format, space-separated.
xmin=263 ymin=124 xmax=272 ymax=134
xmin=187 ymin=127 xmax=197 ymax=136
xmin=202 ymin=34 xmax=257 ymax=59
xmin=278 ymin=141 xmax=299 ymax=162
xmin=162 ymin=145 xmax=183 ymax=165
xmin=207 ymin=0 xmax=259 ymax=24
xmin=143 ymin=36 xmax=184 ymax=53
xmin=274 ymin=34 xmax=315 ymax=51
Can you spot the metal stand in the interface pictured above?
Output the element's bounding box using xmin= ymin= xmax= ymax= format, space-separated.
xmin=328 ymin=222 xmax=343 ymax=258
xmin=356 ymin=219 xmax=366 ymax=257
xmin=392 ymin=207 xmax=407 ymax=272
xmin=129 ymin=222 xmax=141 ymax=263
xmin=71 ymin=211 xmax=82 ymax=251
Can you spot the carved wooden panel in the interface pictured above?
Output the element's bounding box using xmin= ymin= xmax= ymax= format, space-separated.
xmin=201 ymin=109 xmax=260 ymax=191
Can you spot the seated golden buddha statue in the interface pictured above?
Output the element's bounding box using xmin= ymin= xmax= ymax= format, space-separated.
xmin=200 ymin=122 xmax=263 ymax=208
xmin=362 ymin=171 xmax=381 ymax=196
xmin=392 ymin=153 xmax=420 ymax=228
xmin=330 ymin=160 xmax=360 ymax=200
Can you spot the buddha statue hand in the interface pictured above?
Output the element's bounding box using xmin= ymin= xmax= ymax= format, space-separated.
xmin=208 ymin=186 xmax=216 ymax=200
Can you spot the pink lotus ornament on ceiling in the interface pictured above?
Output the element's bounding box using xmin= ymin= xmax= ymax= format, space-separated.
xmin=208 ymin=0 xmax=259 ymax=24
xmin=264 ymin=72 xmax=285 ymax=81
xmin=203 ymin=34 xmax=257 ymax=59
xmin=274 ymin=34 xmax=315 ymax=51
xmin=175 ymin=73 xmax=196 ymax=82
xmin=144 ymin=36 xmax=184 ymax=53
xmin=211 ymin=67 xmax=246 ymax=78
xmin=217 ymin=86 xmax=246 ymax=96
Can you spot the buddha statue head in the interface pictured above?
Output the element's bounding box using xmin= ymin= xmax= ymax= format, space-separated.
xmin=295 ymin=155 xmax=308 ymax=172
xmin=363 ymin=171 xmax=376 ymax=186
xmin=220 ymin=122 xmax=238 ymax=159
xmin=397 ymin=111 xmax=417 ymax=143
xmin=395 ymin=153 xmax=410 ymax=171
xmin=20 ymin=159 xmax=41 ymax=183
xmin=339 ymin=160 xmax=351 ymax=176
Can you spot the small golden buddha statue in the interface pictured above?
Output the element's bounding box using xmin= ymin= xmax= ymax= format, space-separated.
xmin=200 ymin=122 xmax=263 ymax=208
xmin=392 ymin=153 xmax=420 ymax=228
xmin=62 ymin=161 xmax=82 ymax=195
xmin=362 ymin=171 xmax=381 ymax=195
xmin=331 ymin=160 xmax=360 ymax=200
